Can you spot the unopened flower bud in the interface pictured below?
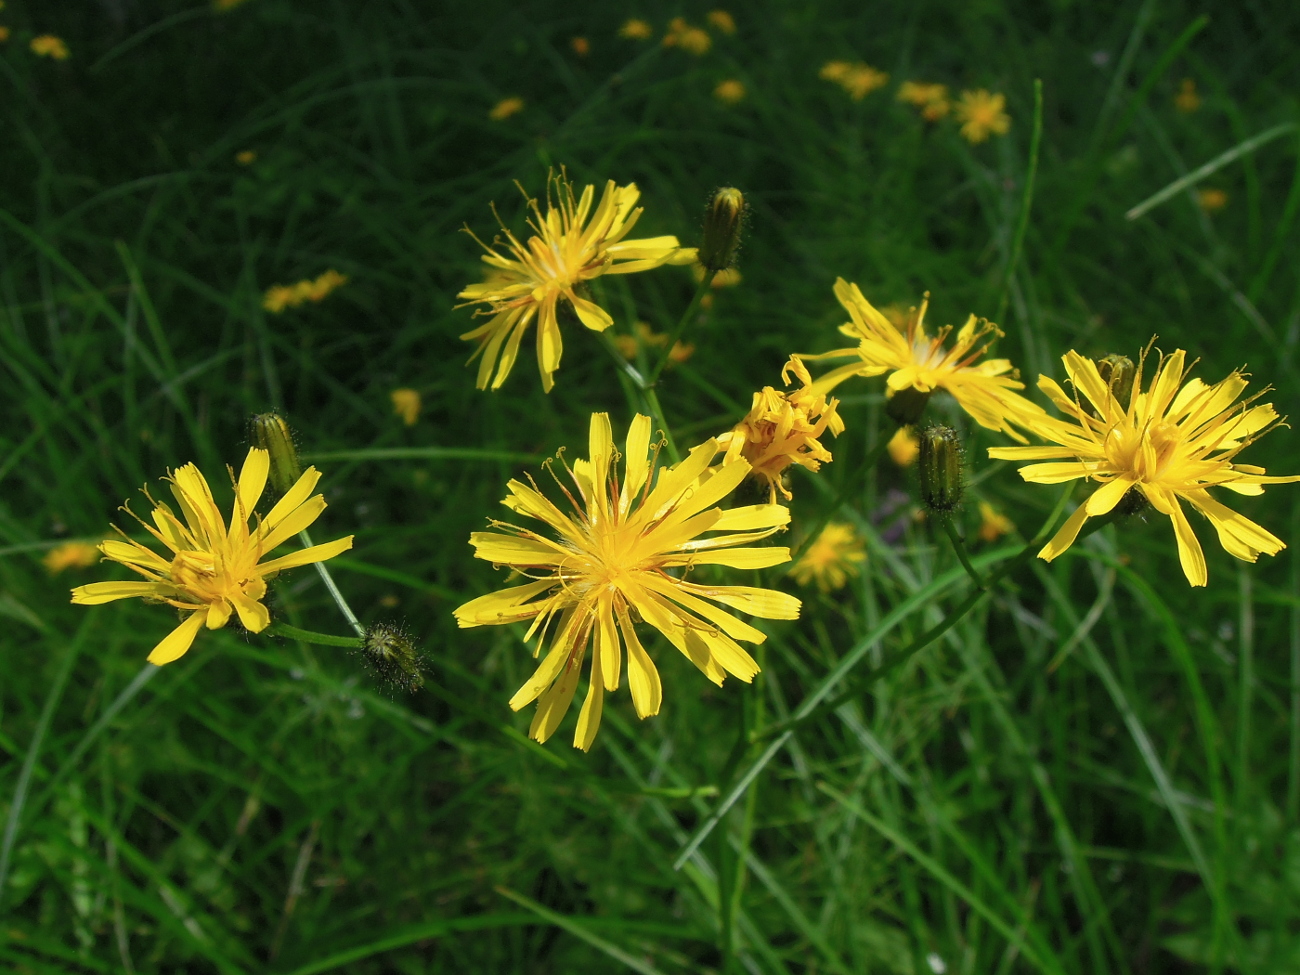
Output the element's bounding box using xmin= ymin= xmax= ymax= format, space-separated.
xmin=918 ymin=425 xmax=964 ymax=513
xmin=250 ymin=412 xmax=302 ymax=495
xmin=359 ymin=622 xmax=424 ymax=693
xmin=885 ymin=386 xmax=933 ymax=427
xmin=1097 ymin=354 xmax=1136 ymax=409
xmin=699 ymin=187 xmax=745 ymax=272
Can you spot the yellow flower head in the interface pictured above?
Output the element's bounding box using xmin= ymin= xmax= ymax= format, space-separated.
xmin=790 ymin=522 xmax=866 ymax=592
xmin=977 ymin=501 xmax=1015 ymax=542
xmin=457 ymin=171 xmax=695 ymax=392
xmin=887 ymin=426 xmax=920 ymax=467
xmin=71 ymin=448 xmax=354 ymax=664
xmin=1197 ymin=187 xmax=1228 ymax=212
xmin=1175 ymin=78 xmax=1201 ymax=113
xmin=489 ymin=96 xmax=525 ymax=120
xmin=0 ymin=27 xmax=11 ymax=43
xmin=898 ymin=81 xmax=948 ymax=106
xmin=30 ymin=35 xmax=69 ymax=60
xmin=707 ymin=10 xmax=736 ymax=34
xmin=618 ymin=18 xmax=653 ymax=40
xmin=955 ymin=89 xmax=1011 ymax=143
xmin=391 ymin=387 xmax=421 ymax=426
xmin=821 ymin=62 xmax=888 ymax=100
xmin=989 ymin=347 xmax=1300 ymax=586
xmin=714 ymin=79 xmax=746 ymax=104
xmin=617 ymin=322 xmax=694 ymax=365
xmin=235 ymin=149 xmax=257 ymax=165
xmin=716 ymin=357 xmax=845 ymax=501
xmin=797 ymin=279 xmax=1042 ymax=440
xmin=43 ymin=541 xmax=102 ymax=574
xmin=570 ymin=36 xmax=590 ymax=56
xmin=455 ymin=413 xmax=800 ymax=750
xmin=663 ymin=17 xmax=711 ymax=55
xmin=262 ymin=269 xmax=347 ymax=313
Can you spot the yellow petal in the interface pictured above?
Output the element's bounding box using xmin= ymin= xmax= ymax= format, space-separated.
xmin=100 ymin=539 xmax=168 ymax=571
xmin=264 ymin=466 xmax=323 ymax=534
xmin=256 ymin=535 xmax=353 ymax=575
xmin=258 ymin=495 xmax=327 ymax=552
xmin=619 ymin=414 xmax=653 ymax=516
xmin=1163 ymin=491 xmax=1207 ymax=586
xmin=234 ymin=447 xmax=269 ymax=526
xmin=642 ymin=575 xmax=767 ymax=643
xmin=1038 ymin=503 xmax=1090 ymax=562
xmin=710 ymin=503 xmax=791 ymax=532
xmin=1185 ymin=490 xmax=1284 ymax=562
xmin=206 ymin=600 xmax=232 ymax=629
xmin=688 ymin=625 xmax=759 ymax=683
xmin=529 ymin=644 xmax=584 ymax=743
xmin=617 ymin=601 xmax=662 ymax=718
xmin=455 ymin=580 xmax=554 ymax=627
xmin=1017 ymin=462 xmax=1098 ymax=484
xmin=570 ymin=295 xmax=614 ymax=332
xmin=70 ymin=581 xmax=161 ymax=605
xmin=229 ymin=590 xmax=271 ymax=633
xmin=572 ymin=644 xmax=605 ymax=751
xmin=686 ymin=584 xmax=801 ymax=620
xmin=1084 ymin=476 xmax=1134 ymax=516
xmin=595 ymin=595 xmax=621 ymax=691
xmin=147 ymin=610 xmax=206 ymax=665
xmin=662 ymin=546 xmax=790 ymax=570
xmin=469 ymin=531 xmax=566 ymax=566
xmin=509 ymin=631 xmax=572 ymax=711
xmin=588 ymin=412 xmax=614 ymax=517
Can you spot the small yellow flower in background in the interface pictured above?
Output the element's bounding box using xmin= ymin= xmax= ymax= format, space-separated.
xmin=989 ymin=347 xmax=1300 ymax=587
xmin=662 ymin=17 xmax=711 ymax=55
xmin=717 ymin=357 xmax=845 ymax=501
xmin=1174 ymin=78 xmax=1201 ymax=113
xmin=977 ymin=501 xmax=1015 ymax=542
xmin=790 ymin=523 xmax=866 ymax=592
xmin=819 ymin=61 xmax=851 ymax=82
xmin=235 ymin=150 xmax=257 ymax=165
xmin=619 ymin=18 xmax=653 ymax=40
xmin=489 ymin=97 xmax=525 ymax=121
xmin=30 ymin=35 xmax=69 ymax=60
xmin=43 ymin=541 xmax=102 ymax=574
xmin=954 ymin=89 xmax=1011 ymax=143
xmin=454 ymin=413 xmax=800 ymax=750
xmin=570 ymin=36 xmax=590 ymax=56
xmin=616 ymin=322 xmax=694 ymax=365
xmin=458 ymin=171 xmax=696 ymax=392
xmin=796 ymin=280 xmax=1043 ymax=440
xmin=887 ymin=427 xmax=920 ymax=467
xmin=1197 ymin=188 xmax=1228 ymax=212
xmin=821 ymin=62 xmax=889 ymax=100
xmin=898 ymin=81 xmax=950 ymax=120
xmin=693 ymin=264 xmax=743 ymax=288
xmin=0 ymin=27 xmax=10 ymax=43
xmin=214 ymin=0 xmax=255 ymax=9
xmin=391 ymin=388 xmax=421 ymax=426
xmin=71 ymin=448 xmax=354 ymax=664
xmin=262 ymin=269 xmax=348 ymax=313
xmin=714 ymin=79 xmax=746 ymax=104
xmin=707 ymin=10 xmax=736 ymax=34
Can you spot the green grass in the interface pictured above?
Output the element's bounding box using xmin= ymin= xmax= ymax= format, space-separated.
xmin=2 ymin=0 xmax=1300 ymax=971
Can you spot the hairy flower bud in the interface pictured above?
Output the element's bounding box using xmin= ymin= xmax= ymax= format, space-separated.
xmin=918 ymin=425 xmax=964 ymax=513
xmin=699 ymin=187 xmax=745 ymax=272
xmin=359 ymin=622 xmax=424 ymax=693
xmin=1097 ymin=354 xmax=1136 ymax=409
xmin=885 ymin=387 xmax=933 ymax=427
xmin=250 ymin=412 xmax=302 ymax=495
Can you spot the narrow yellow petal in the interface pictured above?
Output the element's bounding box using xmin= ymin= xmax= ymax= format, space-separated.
xmin=662 ymin=546 xmax=790 ymax=570
xmin=229 ymin=590 xmax=271 ymax=633
xmin=1084 ymin=476 xmax=1134 ymax=516
xmin=709 ymin=503 xmax=790 ymax=532
xmin=529 ymin=645 xmax=584 ymax=743
xmin=469 ymin=531 xmax=566 ymax=566
xmin=234 ymin=447 xmax=270 ymax=527
xmin=687 ymin=584 xmax=801 ymax=621
xmin=147 ymin=611 xmax=206 ymax=665
xmin=596 ymin=595 xmax=621 ymax=691
xmin=258 ymin=495 xmax=327 ymax=552
xmin=256 ymin=535 xmax=353 ymax=575
xmin=572 ymin=645 xmax=605 ymax=751
xmin=619 ymin=414 xmax=653 ymax=515
xmin=1164 ymin=492 xmax=1207 ymax=586
xmin=1038 ymin=503 xmax=1090 ymax=562
xmin=588 ymin=412 xmax=614 ymax=517
xmin=264 ymin=467 xmax=323 ymax=533
xmin=455 ymin=580 xmax=554 ymax=628
xmin=617 ymin=602 xmax=662 ymax=718
xmin=70 ymin=581 xmax=161 ymax=605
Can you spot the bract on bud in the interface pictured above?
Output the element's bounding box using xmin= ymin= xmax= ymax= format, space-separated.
xmin=359 ymin=622 xmax=424 ymax=693
xmin=699 ymin=187 xmax=745 ymax=272
xmin=885 ymin=387 xmax=933 ymax=427
xmin=250 ymin=412 xmax=302 ymax=495
xmin=918 ymin=425 xmax=964 ymax=513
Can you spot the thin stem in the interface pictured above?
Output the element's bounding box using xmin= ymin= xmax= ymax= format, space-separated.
xmin=266 ymin=622 xmax=363 ymax=648
xmin=596 ymin=330 xmax=680 ymax=462
xmin=996 ymin=78 xmax=1044 ymax=325
xmin=942 ymin=514 xmax=986 ymax=589
xmin=300 ymin=528 xmax=365 ymax=638
xmin=647 ymin=271 xmax=715 ymax=387
xmin=641 ymin=386 xmax=680 ymax=463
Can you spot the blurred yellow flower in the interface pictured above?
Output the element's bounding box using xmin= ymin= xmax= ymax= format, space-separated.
xmin=977 ymin=501 xmax=1015 ymax=542
xmin=1197 ymin=187 xmax=1227 ymax=212
xmin=0 ymin=27 xmax=10 ymax=43
xmin=571 ymin=36 xmax=590 ymax=56
xmin=214 ymin=0 xmax=255 ymax=9
xmin=714 ymin=79 xmax=746 ymax=104
xmin=616 ymin=322 xmax=694 ymax=365
xmin=955 ymin=89 xmax=1011 ymax=143
xmin=235 ymin=149 xmax=257 ymax=165
xmin=263 ymin=269 xmax=348 ymax=313
xmin=489 ymin=97 xmax=525 ymax=121
xmin=391 ymin=388 xmax=421 ymax=426
xmin=899 ymin=81 xmax=951 ymax=120
xmin=30 ymin=35 xmax=69 ymax=60
xmin=454 ymin=413 xmax=800 ymax=749
xmin=619 ymin=18 xmax=653 ymax=40
xmin=71 ymin=448 xmax=353 ymax=664
xmin=43 ymin=541 xmax=101 ymax=574
xmin=693 ymin=264 xmax=743 ymax=287
xmin=790 ymin=523 xmax=866 ymax=592
xmin=819 ymin=61 xmax=851 ymax=82
xmin=887 ymin=427 xmax=919 ymax=467
xmin=820 ymin=61 xmax=888 ymax=100
xmin=1174 ymin=78 xmax=1201 ymax=113
xmin=663 ymin=17 xmax=711 ymax=55
xmin=707 ymin=10 xmax=736 ymax=34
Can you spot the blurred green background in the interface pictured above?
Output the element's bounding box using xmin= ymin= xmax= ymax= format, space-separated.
xmin=2 ymin=0 xmax=1299 ymax=971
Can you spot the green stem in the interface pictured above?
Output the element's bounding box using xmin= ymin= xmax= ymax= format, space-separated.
xmin=300 ymin=528 xmax=365 ymax=638
xmin=266 ymin=622 xmax=363 ymax=649
xmin=596 ymin=330 xmax=681 ymax=462
xmin=995 ymin=78 xmax=1044 ymax=325
xmin=941 ymin=514 xmax=986 ymax=589
xmin=647 ymin=271 xmax=715 ymax=387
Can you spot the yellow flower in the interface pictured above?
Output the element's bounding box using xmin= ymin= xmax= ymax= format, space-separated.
xmin=898 ymin=81 xmax=948 ymax=106
xmin=707 ymin=10 xmax=736 ymax=34
xmin=663 ymin=17 xmax=711 ymax=55
xmin=977 ymin=501 xmax=1014 ymax=542
xmin=887 ymin=427 xmax=919 ymax=467
xmin=922 ymin=99 xmax=951 ymax=121
xmin=988 ymin=347 xmax=1300 ymax=586
xmin=0 ymin=27 xmax=10 ymax=43
xmin=822 ymin=62 xmax=888 ymax=100
xmin=571 ymin=36 xmax=590 ymax=56
xmin=235 ymin=149 xmax=257 ymax=165
xmin=819 ymin=61 xmax=852 ymax=82
xmin=488 ymin=97 xmax=525 ymax=120
xmin=454 ymin=413 xmax=800 ymax=749
xmin=71 ymin=448 xmax=354 ymax=664
xmin=693 ymin=264 xmax=743 ymax=287
xmin=214 ymin=0 xmax=254 ymax=9
xmin=391 ymin=388 xmax=421 ymax=426
xmin=43 ymin=541 xmax=101 ymax=574
xmin=618 ymin=18 xmax=653 ymax=40
xmin=617 ymin=322 xmax=694 ymax=365
xmin=714 ymin=79 xmax=746 ymax=104
xmin=790 ymin=523 xmax=866 ymax=592
xmin=262 ymin=269 xmax=348 ymax=313
xmin=1175 ymin=78 xmax=1201 ymax=113
xmin=30 ymin=35 xmax=69 ymax=60
xmin=457 ymin=171 xmax=695 ymax=392
xmin=716 ymin=357 xmax=845 ymax=501
xmin=954 ymin=89 xmax=1011 ymax=143
xmin=1197 ymin=188 xmax=1228 ymax=212
xmin=797 ymin=280 xmax=1042 ymax=440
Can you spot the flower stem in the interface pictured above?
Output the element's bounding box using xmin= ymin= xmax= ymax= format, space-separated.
xmin=266 ymin=622 xmax=363 ymax=648
xmin=299 ymin=528 xmax=365 ymax=638
xmin=647 ymin=270 xmax=715 ymax=387
xmin=941 ymin=514 xmax=986 ymax=589
xmin=596 ymin=330 xmax=681 ymax=462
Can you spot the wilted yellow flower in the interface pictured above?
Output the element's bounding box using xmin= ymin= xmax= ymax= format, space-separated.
xmin=663 ymin=17 xmax=711 ymax=55
xmin=989 ymin=347 xmax=1300 ymax=586
xmin=455 ymin=413 xmax=800 ymax=749
xmin=1174 ymin=78 xmax=1201 ymax=113
xmin=30 ymin=35 xmax=69 ymax=60
xmin=391 ymin=388 xmax=421 ymax=426
xmin=797 ymin=280 xmax=1042 ymax=439
xmin=714 ymin=79 xmax=746 ymax=104
xmin=71 ymin=448 xmax=353 ymax=664
xmin=619 ymin=18 xmax=653 ymax=40
xmin=707 ymin=10 xmax=736 ymax=33
xmin=457 ymin=171 xmax=695 ymax=392
xmin=616 ymin=322 xmax=694 ymax=365
xmin=822 ymin=62 xmax=888 ymax=100
xmin=262 ymin=269 xmax=348 ymax=313
xmin=489 ymin=97 xmax=525 ymax=121
xmin=43 ymin=541 xmax=101 ymax=574
xmin=571 ymin=36 xmax=590 ymax=56
xmin=955 ymin=89 xmax=1011 ymax=143
xmin=717 ymin=357 xmax=845 ymax=501
xmin=1197 ymin=188 xmax=1228 ymax=212
xmin=790 ymin=523 xmax=866 ymax=592
xmin=887 ymin=427 xmax=920 ymax=467
xmin=977 ymin=501 xmax=1015 ymax=542
xmin=235 ymin=149 xmax=257 ymax=165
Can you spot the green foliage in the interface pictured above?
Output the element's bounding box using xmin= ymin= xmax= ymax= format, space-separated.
xmin=3 ymin=0 xmax=1300 ymax=972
